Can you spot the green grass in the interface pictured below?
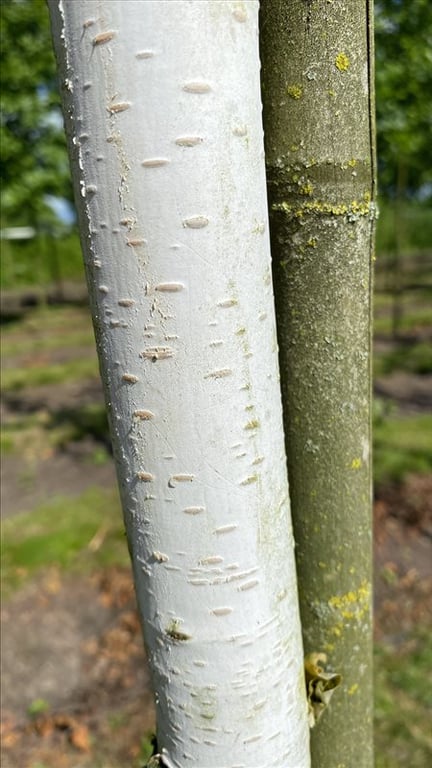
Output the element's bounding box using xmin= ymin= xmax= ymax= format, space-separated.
xmin=373 ymin=412 xmax=432 ymax=485
xmin=375 ymin=629 xmax=432 ymax=767
xmin=136 ymin=736 xmax=155 ymax=767
xmin=57 ymin=402 xmax=109 ymax=442
xmin=1 ymin=329 xmax=95 ymax=359
xmin=0 ymin=430 xmax=15 ymax=454
xmin=0 ymin=412 xmax=67 ymax=456
xmin=1 ymin=357 xmax=99 ymax=391
xmin=1 ymin=306 xmax=99 ymax=391
xmin=374 ymin=341 xmax=432 ymax=377
xmin=374 ymin=289 xmax=432 ymax=313
xmin=376 ymin=200 xmax=432 ymax=255
xmin=91 ymin=730 xmax=155 ymax=768
xmin=1 ymin=487 xmax=128 ymax=597
xmin=2 ymin=303 xmax=90 ymax=332
xmin=1 ymin=403 xmax=109 ymax=459
xmin=0 ymin=232 xmax=84 ymax=290
xmin=374 ymin=306 xmax=432 ymax=337
xmin=1 ymin=304 xmax=95 ymax=367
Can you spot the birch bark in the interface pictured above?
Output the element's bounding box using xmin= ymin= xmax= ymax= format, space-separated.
xmin=48 ymin=1 xmax=310 ymax=765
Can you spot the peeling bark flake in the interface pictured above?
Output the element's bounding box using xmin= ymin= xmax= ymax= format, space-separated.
xmin=217 ymin=298 xmax=238 ymax=308
xmin=233 ymin=5 xmax=248 ymax=23
xmin=155 ymin=283 xmax=184 ymax=292
xmin=200 ymin=555 xmax=224 ymax=565
xmin=240 ymin=474 xmax=258 ymax=485
xmin=141 ymin=347 xmax=175 ymax=361
xmin=136 ymin=50 xmax=155 ymax=59
xmin=211 ymin=607 xmax=233 ymax=616
xmin=153 ymin=550 xmax=169 ymax=562
xmin=183 ymin=216 xmax=209 ymax=229
xmin=175 ymin=136 xmax=204 ymax=147
xmin=182 ymin=81 xmax=211 ymax=93
xmin=92 ymin=30 xmax=116 ymax=46
xmin=126 ymin=238 xmax=146 ymax=247
xmin=133 ymin=410 xmax=155 ymax=420
xmin=141 ymin=157 xmax=170 ymax=167
xmin=204 ymin=368 xmax=232 ymax=379
xmin=122 ymin=373 xmax=139 ymax=384
xmin=107 ymin=102 xmax=131 ymax=114
xmin=137 ymin=471 xmax=155 ymax=482
xmin=213 ymin=524 xmax=238 ymax=535
xmin=169 ymin=474 xmax=194 ymax=487
xmin=238 ymin=579 xmax=259 ymax=591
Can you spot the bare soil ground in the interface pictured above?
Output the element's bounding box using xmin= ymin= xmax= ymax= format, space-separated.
xmin=375 ymin=371 xmax=432 ymax=413
xmin=1 ymin=303 xmax=431 ymax=767
xmin=1 ymin=377 xmax=116 ymax=519
xmin=1 ymin=568 xmax=155 ymax=768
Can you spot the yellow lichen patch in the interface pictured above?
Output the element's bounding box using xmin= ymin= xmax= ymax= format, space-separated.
xmin=300 ymin=182 xmax=314 ymax=196
xmin=307 ymin=237 xmax=318 ymax=248
xmin=350 ymin=457 xmax=362 ymax=470
xmin=272 ymin=197 xmax=372 ymax=219
xmin=335 ymin=52 xmax=350 ymax=72
xmin=287 ymin=84 xmax=303 ymax=99
xmin=328 ymin=580 xmax=371 ymax=622
xmin=350 ymin=197 xmax=372 ymax=216
xmin=348 ymin=683 xmax=359 ymax=696
xmin=341 ymin=158 xmax=358 ymax=170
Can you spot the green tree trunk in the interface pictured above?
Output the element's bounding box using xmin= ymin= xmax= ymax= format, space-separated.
xmin=260 ymin=2 xmax=376 ymax=766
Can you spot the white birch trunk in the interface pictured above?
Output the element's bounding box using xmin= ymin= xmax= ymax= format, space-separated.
xmin=48 ymin=2 xmax=310 ymax=765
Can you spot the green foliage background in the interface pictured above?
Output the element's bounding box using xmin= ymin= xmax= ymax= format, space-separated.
xmin=375 ymin=0 xmax=432 ymax=200
xmin=0 ymin=0 xmax=72 ymax=228
xmin=1 ymin=0 xmax=431 ymax=244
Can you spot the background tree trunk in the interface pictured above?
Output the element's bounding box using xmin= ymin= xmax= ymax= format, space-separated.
xmin=260 ymin=2 xmax=376 ymax=766
xmin=48 ymin=1 xmax=310 ymax=765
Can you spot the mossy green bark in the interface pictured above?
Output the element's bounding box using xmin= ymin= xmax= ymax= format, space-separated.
xmin=260 ymin=2 xmax=376 ymax=766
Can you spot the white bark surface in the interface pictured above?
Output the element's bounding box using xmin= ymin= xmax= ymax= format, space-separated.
xmin=48 ymin=2 xmax=310 ymax=766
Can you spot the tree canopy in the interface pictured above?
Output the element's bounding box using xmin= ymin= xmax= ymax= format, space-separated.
xmin=0 ymin=0 xmax=72 ymax=227
xmin=1 ymin=0 xmax=430 ymax=230
xmin=375 ymin=0 xmax=432 ymax=200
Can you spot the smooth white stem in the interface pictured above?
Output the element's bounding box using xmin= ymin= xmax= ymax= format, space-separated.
xmin=48 ymin=1 xmax=310 ymax=765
